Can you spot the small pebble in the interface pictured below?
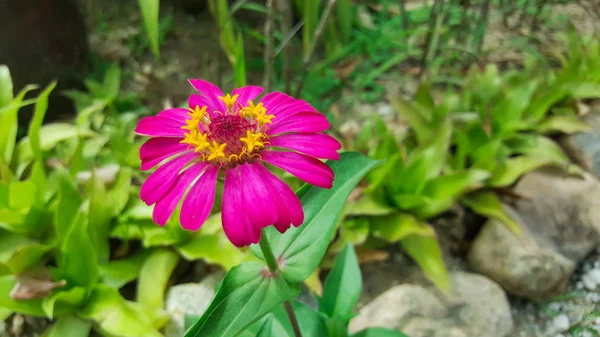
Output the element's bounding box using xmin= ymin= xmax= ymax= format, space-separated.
xmin=587 ymin=269 xmax=600 ymax=284
xmin=552 ymin=314 xmax=570 ymax=332
xmin=583 ymin=275 xmax=597 ymax=290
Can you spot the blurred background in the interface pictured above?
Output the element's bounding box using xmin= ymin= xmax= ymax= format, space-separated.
xmin=1 ymin=1 xmax=600 ymax=337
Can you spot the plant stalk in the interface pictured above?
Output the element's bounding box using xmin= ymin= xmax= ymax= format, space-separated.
xmin=258 ymin=231 xmax=303 ymax=337
xmin=263 ymin=0 xmax=276 ymax=92
xmin=295 ymin=0 xmax=338 ymax=97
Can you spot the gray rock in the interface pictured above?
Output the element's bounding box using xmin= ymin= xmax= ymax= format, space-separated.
xmin=349 ymin=284 xmax=447 ymax=333
xmin=469 ymin=167 xmax=600 ymax=299
xmin=163 ymin=271 xmax=224 ymax=337
xmin=349 ymin=272 xmax=513 ymax=337
xmin=402 ymin=318 xmax=469 ymax=337
xmin=468 ymin=214 xmax=575 ymax=299
xmin=447 ymin=272 xmax=513 ymax=337
xmin=561 ymin=112 xmax=600 ymax=178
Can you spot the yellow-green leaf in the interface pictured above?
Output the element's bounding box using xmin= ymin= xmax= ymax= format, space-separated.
xmin=461 ymin=191 xmax=521 ymax=235
xmin=400 ymin=225 xmax=450 ymax=295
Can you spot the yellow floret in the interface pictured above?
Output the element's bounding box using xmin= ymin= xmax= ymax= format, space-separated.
xmin=240 ymin=130 xmax=267 ymax=153
xmin=207 ymin=141 xmax=227 ymax=161
xmin=218 ymin=94 xmax=239 ymax=109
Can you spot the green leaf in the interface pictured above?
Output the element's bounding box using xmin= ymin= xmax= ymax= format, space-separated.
xmin=99 ymin=250 xmax=150 ymax=288
xmin=331 ymin=218 xmax=370 ymax=252
xmin=0 ymin=84 xmax=37 ymax=164
xmin=256 ymin=315 xmax=291 ymax=337
xmin=343 ymin=195 xmax=395 ymax=217
xmin=0 ymin=232 xmax=52 ymax=274
xmin=461 ymin=192 xmax=521 ymax=235
xmin=108 ymin=167 xmax=133 ymax=216
xmin=103 ymin=63 xmax=121 ymax=102
xmin=256 ymin=152 xmax=379 ymax=283
xmin=390 ymin=118 xmax=452 ymax=194
xmin=337 ymin=0 xmax=353 ymax=42
xmin=69 ymin=138 xmax=85 ymax=177
xmin=320 ymin=243 xmax=361 ymax=321
xmin=0 ymin=65 xmax=13 ymax=108
xmin=351 ymin=327 xmax=408 ymax=337
xmin=488 ymin=156 xmax=552 ymax=187
xmin=87 ymin=173 xmax=112 ymax=264
xmin=183 ymin=262 xmax=300 ymax=337
xmin=15 ymin=123 xmax=92 ymax=173
xmin=42 ymin=286 xmax=87 ymax=317
xmin=492 ymin=80 xmax=538 ymax=134
xmin=526 ymin=85 xmax=569 ymax=121
xmin=137 ymin=249 xmax=179 ymax=309
xmin=389 ymin=94 xmax=430 ymax=144
xmin=370 ymin=212 xmax=431 ymax=242
xmin=138 ymin=0 xmax=161 ymax=60
xmin=0 ymin=275 xmax=45 ymax=316
xmin=510 ymin=135 xmax=571 ymax=166
xmin=569 ymin=82 xmax=600 ymax=99
xmin=414 ymin=169 xmax=491 ymax=218
xmin=537 ymin=115 xmax=592 ymax=134
xmin=46 ymin=314 xmax=92 ymax=337
xmin=78 ymin=284 xmax=163 ymax=337
xmin=8 ymin=180 xmax=37 ymax=210
xmin=212 ymin=0 xmax=237 ymax=63
xmin=176 ymin=232 xmax=246 ymax=270
xmin=270 ymin=301 xmax=330 ymax=337
xmin=59 ymin=211 xmax=99 ymax=287
xmin=400 ymin=226 xmax=450 ymax=295
xmin=234 ymin=32 xmax=247 ymax=87
xmin=28 ymin=82 xmax=57 ymax=160
xmin=55 ymin=170 xmax=84 ymax=241
xmin=31 ymin=159 xmax=47 ymax=206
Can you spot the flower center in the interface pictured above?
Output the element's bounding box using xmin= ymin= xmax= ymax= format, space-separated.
xmin=180 ymin=94 xmax=275 ymax=165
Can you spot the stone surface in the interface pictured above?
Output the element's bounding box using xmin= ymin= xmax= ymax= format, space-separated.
xmin=469 ymin=167 xmax=600 ymax=299
xmin=562 ymin=111 xmax=600 ymax=178
xmin=163 ymin=271 xmax=224 ymax=337
xmin=349 ymin=272 xmax=513 ymax=337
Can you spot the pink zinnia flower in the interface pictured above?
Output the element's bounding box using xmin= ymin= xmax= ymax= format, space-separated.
xmin=135 ymin=80 xmax=341 ymax=247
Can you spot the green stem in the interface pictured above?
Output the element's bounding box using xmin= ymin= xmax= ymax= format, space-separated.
xmin=259 ymin=232 xmax=279 ymax=273
xmin=258 ymin=231 xmax=303 ymax=337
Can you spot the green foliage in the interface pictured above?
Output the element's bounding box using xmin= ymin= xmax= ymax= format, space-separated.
xmin=0 ymin=68 xmax=177 ymax=337
xmin=183 ymin=262 xmax=300 ymax=337
xmin=251 ymin=152 xmax=379 ymax=283
xmin=137 ymin=0 xmax=161 ymax=60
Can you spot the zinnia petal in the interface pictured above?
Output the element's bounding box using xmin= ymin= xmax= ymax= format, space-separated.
xmin=269 ymin=133 xmax=341 ymax=160
xmin=267 ymin=112 xmax=331 ymax=135
xmin=152 ymin=162 xmax=208 ymax=225
xmin=140 ymin=137 xmax=190 ymax=171
xmin=232 ymin=86 xmax=264 ymax=106
xmin=188 ymin=79 xmax=226 ymax=112
xmin=222 ymin=167 xmax=261 ymax=247
xmin=180 ymin=165 xmax=220 ymax=231
xmin=239 ymin=163 xmax=278 ymax=228
xmin=253 ymin=163 xmax=303 ymax=233
xmin=157 ymin=108 xmax=190 ymax=124
xmin=260 ymin=92 xmax=295 ymax=112
xmin=188 ymin=94 xmax=220 ymax=118
xmin=261 ymin=151 xmax=334 ymax=188
xmin=140 ymin=153 xmax=197 ymax=205
xmin=135 ymin=116 xmax=185 ymax=137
